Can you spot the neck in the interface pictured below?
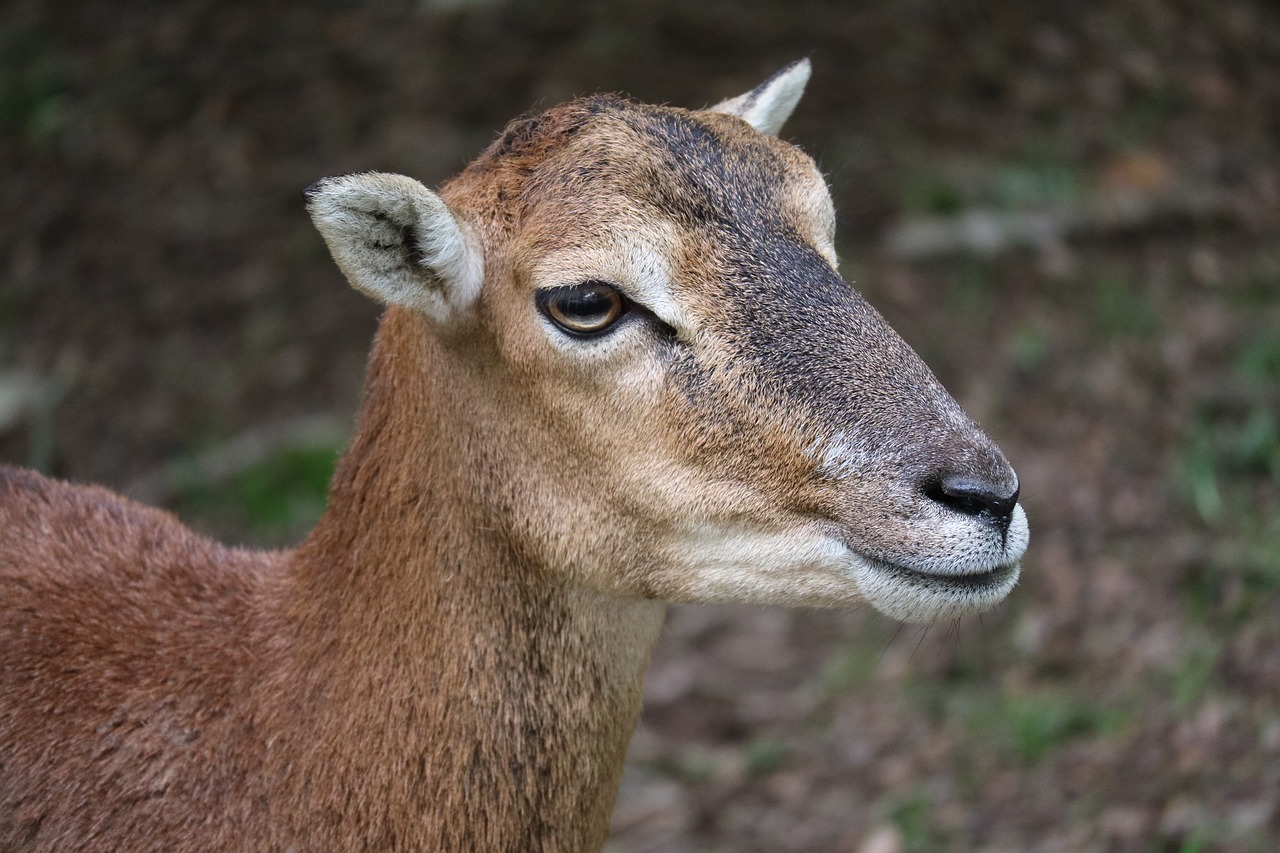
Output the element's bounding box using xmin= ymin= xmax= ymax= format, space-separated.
xmin=263 ymin=309 xmax=666 ymax=850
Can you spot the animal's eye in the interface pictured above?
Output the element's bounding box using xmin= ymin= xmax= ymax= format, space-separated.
xmin=537 ymin=282 xmax=627 ymax=336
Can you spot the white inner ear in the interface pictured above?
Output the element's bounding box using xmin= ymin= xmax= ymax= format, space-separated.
xmin=708 ymin=58 xmax=811 ymax=136
xmin=306 ymin=172 xmax=483 ymax=323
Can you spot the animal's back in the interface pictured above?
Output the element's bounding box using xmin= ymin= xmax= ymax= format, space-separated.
xmin=0 ymin=465 xmax=280 ymax=851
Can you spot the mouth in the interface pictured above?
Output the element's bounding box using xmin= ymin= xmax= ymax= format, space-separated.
xmin=848 ymin=554 xmax=1021 ymax=623
xmin=821 ymin=501 xmax=1029 ymax=623
xmin=875 ymin=558 xmax=1020 ymax=591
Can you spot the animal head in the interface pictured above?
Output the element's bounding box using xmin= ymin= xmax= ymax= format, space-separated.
xmin=306 ymin=61 xmax=1028 ymax=622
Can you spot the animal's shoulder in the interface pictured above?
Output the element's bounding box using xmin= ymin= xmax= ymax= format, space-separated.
xmin=0 ymin=464 xmax=271 ymax=615
xmin=0 ymin=466 xmax=277 ymax=847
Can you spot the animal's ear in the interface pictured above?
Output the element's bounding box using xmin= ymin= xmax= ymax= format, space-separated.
xmin=305 ymin=172 xmax=483 ymax=323
xmin=707 ymin=58 xmax=811 ymax=136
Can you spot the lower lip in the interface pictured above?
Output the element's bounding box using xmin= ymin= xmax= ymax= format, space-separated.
xmin=873 ymin=559 xmax=1020 ymax=592
xmin=824 ymin=527 xmax=1022 ymax=619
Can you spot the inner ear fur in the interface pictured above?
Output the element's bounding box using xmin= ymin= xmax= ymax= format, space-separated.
xmin=305 ymin=172 xmax=483 ymax=323
xmin=707 ymin=58 xmax=811 ymax=136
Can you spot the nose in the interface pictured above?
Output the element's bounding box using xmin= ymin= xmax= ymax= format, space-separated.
xmin=926 ymin=473 xmax=1019 ymax=538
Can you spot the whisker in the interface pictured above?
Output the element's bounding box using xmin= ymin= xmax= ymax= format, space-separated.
xmin=909 ymin=624 xmax=931 ymax=662
xmin=877 ymin=621 xmax=906 ymax=667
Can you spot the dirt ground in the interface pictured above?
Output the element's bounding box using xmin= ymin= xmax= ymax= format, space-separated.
xmin=2 ymin=1 xmax=1278 ymax=849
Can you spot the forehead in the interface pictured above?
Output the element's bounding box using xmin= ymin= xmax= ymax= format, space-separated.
xmin=469 ymin=96 xmax=827 ymax=243
xmin=461 ymin=96 xmax=844 ymax=349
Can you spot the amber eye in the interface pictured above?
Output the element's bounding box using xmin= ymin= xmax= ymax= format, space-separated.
xmin=537 ymin=281 xmax=627 ymax=336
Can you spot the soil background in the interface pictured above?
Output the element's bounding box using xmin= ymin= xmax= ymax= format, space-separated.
xmin=2 ymin=1 xmax=1279 ymax=850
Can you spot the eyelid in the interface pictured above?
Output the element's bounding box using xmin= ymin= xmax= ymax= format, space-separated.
xmin=536 ymin=281 xmax=684 ymax=344
xmin=612 ymin=280 xmax=693 ymax=342
xmin=529 ymin=234 xmax=693 ymax=339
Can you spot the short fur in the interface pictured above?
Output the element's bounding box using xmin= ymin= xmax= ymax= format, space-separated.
xmin=0 ymin=65 xmax=1027 ymax=851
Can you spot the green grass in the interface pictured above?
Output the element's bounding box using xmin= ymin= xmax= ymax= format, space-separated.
xmin=988 ymin=162 xmax=1080 ymax=209
xmin=1003 ymin=694 xmax=1125 ymax=764
xmin=888 ymin=787 xmax=942 ymax=852
xmin=743 ymin=737 xmax=790 ymax=778
xmin=936 ymin=685 xmax=1129 ymax=767
xmin=810 ymin=638 xmax=882 ymax=700
xmin=1010 ymin=322 xmax=1052 ymax=375
xmin=1106 ymin=85 xmax=1184 ymax=150
xmin=1234 ymin=329 xmax=1280 ymax=389
xmin=176 ymin=444 xmax=339 ymax=545
xmin=1172 ymin=828 xmax=1210 ymax=853
xmin=947 ymin=258 xmax=999 ymax=330
xmin=1169 ymin=641 xmax=1220 ymax=712
xmin=1225 ymin=253 xmax=1280 ymax=312
xmin=651 ymin=751 xmax=716 ymax=785
xmin=899 ymin=167 xmax=966 ymax=215
xmin=1175 ymin=321 xmax=1280 ymax=612
xmin=230 ymin=446 xmax=335 ymax=530
xmin=1090 ymin=268 xmax=1158 ymax=341
xmin=0 ymin=24 xmax=68 ymax=144
xmin=897 ymin=159 xmax=1081 ymax=216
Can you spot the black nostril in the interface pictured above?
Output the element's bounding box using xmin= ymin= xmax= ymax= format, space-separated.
xmin=926 ymin=474 xmax=1019 ymax=535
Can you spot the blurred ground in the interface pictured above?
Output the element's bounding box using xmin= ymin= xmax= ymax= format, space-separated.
xmin=2 ymin=1 xmax=1279 ymax=850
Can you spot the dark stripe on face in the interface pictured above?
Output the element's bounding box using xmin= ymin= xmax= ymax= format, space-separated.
xmin=624 ymin=109 xmax=792 ymax=235
xmin=729 ymin=239 xmax=934 ymax=422
xmin=610 ymin=111 xmax=934 ymax=434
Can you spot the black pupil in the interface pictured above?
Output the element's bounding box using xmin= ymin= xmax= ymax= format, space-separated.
xmin=554 ymin=284 xmax=618 ymax=329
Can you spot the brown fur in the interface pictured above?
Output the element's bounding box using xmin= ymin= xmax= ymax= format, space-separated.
xmin=1 ymin=75 xmax=1024 ymax=851
xmin=1 ymin=311 xmax=662 ymax=851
